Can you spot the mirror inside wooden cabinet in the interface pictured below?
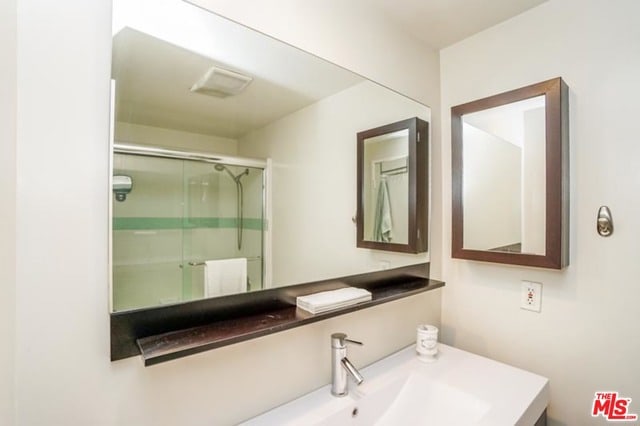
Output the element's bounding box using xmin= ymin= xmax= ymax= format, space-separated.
xmin=357 ymin=117 xmax=429 ymax=254
xmin=451 ymin=77 xmax=569 ymax=269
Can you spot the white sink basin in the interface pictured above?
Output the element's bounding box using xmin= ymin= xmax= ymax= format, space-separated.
xmin=243 ymin=344 xmax=548 ymax=426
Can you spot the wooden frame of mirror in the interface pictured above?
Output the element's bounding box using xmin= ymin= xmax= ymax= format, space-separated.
xmin=451 ymin=77 xmax=569 ymax=269
xmin=356 ymin=117 xmax=429 ymax=254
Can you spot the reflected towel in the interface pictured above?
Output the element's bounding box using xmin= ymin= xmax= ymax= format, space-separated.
xmin=204 ymin=258 xmax=247 ymax=298
xmin=373 ymin=179 xmax=393 ymax=242
xmin=296 ymin=287 xmax=372 ymax=314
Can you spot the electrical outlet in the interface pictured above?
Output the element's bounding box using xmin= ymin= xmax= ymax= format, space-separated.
xmin=521 ymin=281 xmax=542 ymax=312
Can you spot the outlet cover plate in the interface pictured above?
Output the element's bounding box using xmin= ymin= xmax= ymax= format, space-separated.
xmin=521 ymin=280 xmax=542 ymax=312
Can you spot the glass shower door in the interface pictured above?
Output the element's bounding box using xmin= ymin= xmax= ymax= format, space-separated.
xmin=112 ymin=153 xmax=265 ymax=312
xmin=112 ymin=153 xmax=185 ymax=311
xmin=183 ymin=161 xmax=265 ymax=298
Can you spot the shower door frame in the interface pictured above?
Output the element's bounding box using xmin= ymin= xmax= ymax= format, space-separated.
xmin=109 ymin=142 xmax=272 ymax=312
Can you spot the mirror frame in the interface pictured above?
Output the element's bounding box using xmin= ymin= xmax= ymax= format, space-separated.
xmin=451 ymin=77 xmax=569 ymax=269
xmin=356 ymin=117 xmax=429 ymax=254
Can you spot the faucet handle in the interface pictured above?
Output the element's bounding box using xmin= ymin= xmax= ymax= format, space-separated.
xmin=331 ymin=333 xmax=363 ymax=348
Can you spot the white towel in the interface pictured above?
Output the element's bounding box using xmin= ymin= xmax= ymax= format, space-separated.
xmin=296 ymin=287 xmax=372 ymax=314
xmin=204 ymin=258 xmax=247 ymax=298
xmin=373 ymin=178 xmax=393 ymax=242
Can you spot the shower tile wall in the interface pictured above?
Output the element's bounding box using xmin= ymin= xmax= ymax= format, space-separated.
xmin=112 ymin=154 xmax=264 ymax=312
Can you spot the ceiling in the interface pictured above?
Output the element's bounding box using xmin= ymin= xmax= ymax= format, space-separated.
xmin=112 ymin=0 xmax=549 ymax=139
xmin=112 ymin=0 xmax=365 ymax=139
xmin=464 ymin=96 xmax=545 ymax=147
xmin=361 ymin=0 xmax=548 ymax=48
xmin=112 ymin=27 xmax=362 ymax=138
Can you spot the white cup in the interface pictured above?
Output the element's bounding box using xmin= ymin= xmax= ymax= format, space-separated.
xmin=416 ymin=324 xmax=438 ymax=361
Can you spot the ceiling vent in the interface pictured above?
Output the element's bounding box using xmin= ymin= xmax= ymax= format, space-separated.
xmin=190 ymin=66 xmax=253 ymax=98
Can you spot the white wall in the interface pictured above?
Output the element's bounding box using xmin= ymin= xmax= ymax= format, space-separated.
xmin=462 ymin=123 xmax=521 ymax=250
xmin=439 ymin=1 xmax=640 ymax=424
xmin=15 ymin=0 xmax=115 ymax=423
xmin=11 ymin=1 xmax=442 ymax=425
xmin=0 ymin=0 xmax=17 ymax=424
xmin=239 ymin=81 xmax=429 ymax=286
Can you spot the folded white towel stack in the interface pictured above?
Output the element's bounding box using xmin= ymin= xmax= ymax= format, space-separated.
xmin=296 ymin=287 xmax=372 ymax=314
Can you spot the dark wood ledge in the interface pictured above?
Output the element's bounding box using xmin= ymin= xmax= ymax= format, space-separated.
xmin=111 ymin=263 xmax=444 ymax=366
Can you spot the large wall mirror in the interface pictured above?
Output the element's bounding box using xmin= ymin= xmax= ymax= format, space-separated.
xmin=451 ymin=78 xmax=569 ymax=269
xmin=357 ymin=117 xmax=429 ymax=254
xmin=110 ymin=0 xmax=431 ymax=313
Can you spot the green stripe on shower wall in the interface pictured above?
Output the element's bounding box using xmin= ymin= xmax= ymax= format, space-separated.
xmin=113 ymin=217 xmax=183 ymax=230
xmin=186 ymin=218 xmax=264 ymax=230
xmin=113 ymin=217 xmax=264 ymax=230
xmin=208 ymin=218 xmax=263 ymax=230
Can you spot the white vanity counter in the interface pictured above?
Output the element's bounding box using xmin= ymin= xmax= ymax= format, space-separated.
xmin=243 ymin=343 xmax=548 ymax=425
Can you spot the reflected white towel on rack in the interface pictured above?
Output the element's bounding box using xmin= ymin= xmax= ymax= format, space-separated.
xmin=204 ymin=258 xmax=247 ymax=298
xmin=373 ymin=178 xmax=393 ymax=242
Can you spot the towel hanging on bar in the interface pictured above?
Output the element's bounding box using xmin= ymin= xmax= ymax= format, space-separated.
xmin=373 ymin=179 xmax=393 ymax=242
xmin=204 ymin=258 xmax=247 ymax=298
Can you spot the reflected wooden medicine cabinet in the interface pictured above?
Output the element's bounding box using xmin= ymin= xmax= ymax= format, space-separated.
xmin=451 ymin=78 xmax=569 ymax=269
xmin=356 ymin=117 xmax=429 ymax=254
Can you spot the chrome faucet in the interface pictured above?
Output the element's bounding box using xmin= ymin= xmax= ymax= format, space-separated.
xmin=331 ymin=333 xmax=364 ymax=397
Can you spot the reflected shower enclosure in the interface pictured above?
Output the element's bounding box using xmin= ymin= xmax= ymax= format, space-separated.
xmin=111 ymin=147 xmax=266 ymax=312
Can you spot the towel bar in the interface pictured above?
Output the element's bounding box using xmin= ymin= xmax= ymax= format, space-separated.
xmin=179 ymin=257 xmax=261 ymax=268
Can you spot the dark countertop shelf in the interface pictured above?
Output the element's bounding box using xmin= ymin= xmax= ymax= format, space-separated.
xmin=111 ymin=263 xmax=443 ymax=366
xmin=136 ymin=277 xmax=444 ymax=366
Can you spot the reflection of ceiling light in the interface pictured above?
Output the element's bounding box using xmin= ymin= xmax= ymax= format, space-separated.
xmin=190 ymin=66 xmax=253 ymax=98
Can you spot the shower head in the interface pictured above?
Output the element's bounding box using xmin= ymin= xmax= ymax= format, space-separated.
xmin=214 ymin=164 xmax=249 ymax=182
